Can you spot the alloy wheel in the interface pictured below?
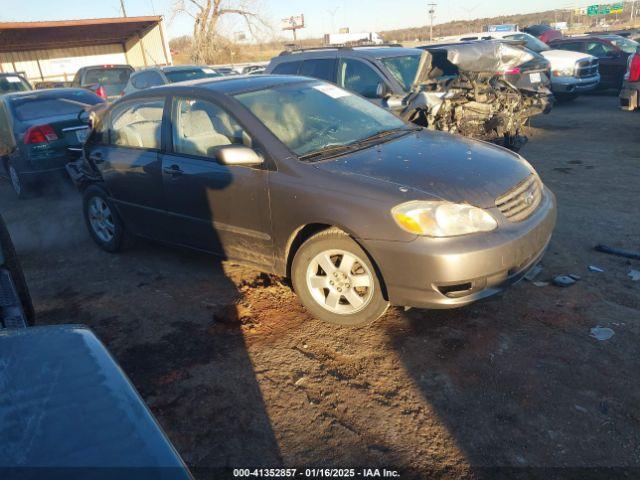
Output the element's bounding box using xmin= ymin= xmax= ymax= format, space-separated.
xmin=88 ymin=196 xmax=115 ymax=243
xmin=305 ymin=249 xmax=375 ymax=314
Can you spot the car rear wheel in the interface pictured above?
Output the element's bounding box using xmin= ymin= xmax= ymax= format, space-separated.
xmin=83 ymin=185 xmax=128 ymax=253
xmin=292 ymin=229 xmax=389 ymax=326
xmin=7 ymin=162 xmax=29 ymax=199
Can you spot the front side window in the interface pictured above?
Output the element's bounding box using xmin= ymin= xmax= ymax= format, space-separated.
xmin=235 ymin=81 xmax=407 ymax=158
xmin=173 ymin=97 xmax=250 ymax=158
xmin=338 ymin=59 xmax=384 ymax=98
xmin=110 ymin=98 xmax=164 ymax=149
xmin=380 ymin=55 xmax=422 ymax=91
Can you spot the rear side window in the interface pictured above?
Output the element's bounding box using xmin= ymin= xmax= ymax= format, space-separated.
xmin=110 ymin=98 xmax=164 ymax=149
xmin=272 ymin=61 xmax=302 ymax=75
xmin=0 ymin=76 xmax=31 ymax=94
xmin=11 ymin=90 xmax=103 ymax=121
xmin=132 ymin=71 xmax=165 ymax=89
xmin=173 ymin=97 xmax=251 ymax=158
xmin=84 ymin=68 xmax=132 ymax=86
xmin=299 ymin=59 xmax=336 ymax=82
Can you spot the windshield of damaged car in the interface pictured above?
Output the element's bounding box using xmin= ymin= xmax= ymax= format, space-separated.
xmin=235 ymin=81 xmax=408 ymax=158
xmin=504 ymin=33 xmax=550 ymax=52
xmin=380 ymin=54 xmax=422 ymax=91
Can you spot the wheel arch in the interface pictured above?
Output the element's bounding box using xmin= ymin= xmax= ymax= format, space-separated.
xmin=284 ymin=223 xmax=389 ymax=301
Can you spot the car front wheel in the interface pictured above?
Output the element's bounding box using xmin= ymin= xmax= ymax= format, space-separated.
xmin=292 ymin=229 xmax=389 ymax=326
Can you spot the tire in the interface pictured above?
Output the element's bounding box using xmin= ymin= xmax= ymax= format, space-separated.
xmin=6 ymin=161 xmax=30 ymax=199
xmin=82 ymin=185 xmax=129 ymax=253
xmin=0 ymin=214 xmax=35 ymax=326
xmin=291 ymin=229 xmax=389 ymax=326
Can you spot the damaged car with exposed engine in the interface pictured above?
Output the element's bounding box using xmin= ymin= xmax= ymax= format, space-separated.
xmin=265 ymin=44 xmax=553 ymax=151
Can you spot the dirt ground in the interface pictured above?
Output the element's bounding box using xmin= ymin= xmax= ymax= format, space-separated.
xmin=2 ymin=94 xmax=639 ymax=479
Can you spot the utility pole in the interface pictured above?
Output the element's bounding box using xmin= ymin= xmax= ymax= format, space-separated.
xmin=428 ymin=3 xmax=437 ymax=42
xmin=120 ymin=0 xmax=128 ymax=17
xmin=632 ymin=0 xmax=637 ymax=25
xmin=327 ymin=7 xmax=340 ymax=34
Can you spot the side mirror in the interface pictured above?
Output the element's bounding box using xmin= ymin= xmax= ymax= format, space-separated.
xmin=376 ymin=82 xmax=391 ymax=99
xmin=216 ymin=146 xmax=264 ymax=166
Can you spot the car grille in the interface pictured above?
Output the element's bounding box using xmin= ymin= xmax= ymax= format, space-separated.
xmin=495 ymin=175 xmax=542 ymax=222
xmin=576 ymin=58 xmax=599 ymax=78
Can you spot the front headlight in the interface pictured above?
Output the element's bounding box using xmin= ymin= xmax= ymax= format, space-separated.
xmin=552 ymin=67 xmax=575 ymax=77
xmin=391 ymin=201 xmax=497 ymax=237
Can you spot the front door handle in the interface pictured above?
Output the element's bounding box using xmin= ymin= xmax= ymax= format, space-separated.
xmin=163 ymin=164 xmax=183 ymax=177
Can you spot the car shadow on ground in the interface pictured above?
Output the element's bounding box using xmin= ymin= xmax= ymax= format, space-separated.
xmin=0 ymin=173 xmax=284 ymax=478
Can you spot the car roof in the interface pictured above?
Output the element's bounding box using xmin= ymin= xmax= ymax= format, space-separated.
xmin=80 ymin=64 xmax=132 ymax=70
xmin=125 ymin=74 xmax=313 ymax=97
xmin=275 ymin=46 xmax=422 ymax=60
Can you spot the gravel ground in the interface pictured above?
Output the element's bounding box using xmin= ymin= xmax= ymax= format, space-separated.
xmin=2 ymin=94 xmax=639 ymax=479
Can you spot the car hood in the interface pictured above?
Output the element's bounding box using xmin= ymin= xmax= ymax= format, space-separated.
xmin=314 ymin=129 xmax=536 ymax=208
xmin=541 ymin=49 xmax=596 ymax=67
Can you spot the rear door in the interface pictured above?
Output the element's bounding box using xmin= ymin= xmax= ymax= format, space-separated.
xmin=88 ymin=96 xmax=168 ymax=239
xmin=160 ymin=95 xmax=273 ymax=267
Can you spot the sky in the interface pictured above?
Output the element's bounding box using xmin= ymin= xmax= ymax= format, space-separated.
xmin=0 ymin=0 xmax=599 ymax=40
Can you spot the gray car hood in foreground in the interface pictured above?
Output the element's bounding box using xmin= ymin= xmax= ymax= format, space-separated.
xmin=315 ymin=130 xmax=535 ymax=208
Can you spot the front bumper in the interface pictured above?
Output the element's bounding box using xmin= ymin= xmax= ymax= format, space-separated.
xmin=552 ymin=74 xmax=600 ymax=93
xmin=619 ymin=81 xmax=640 ymax=111
xmin=364 ymin=187 xmax=557 ymax=309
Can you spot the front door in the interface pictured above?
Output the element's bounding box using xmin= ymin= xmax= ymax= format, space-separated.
xmin=160 ymin=96 xmax=273 ymax=269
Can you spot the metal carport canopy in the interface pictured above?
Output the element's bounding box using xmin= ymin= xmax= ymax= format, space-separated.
xmin=0 ymin=16 xmax=163 ymax=53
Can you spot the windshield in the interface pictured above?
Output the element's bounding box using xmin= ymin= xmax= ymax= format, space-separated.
xmin=165 ymin=68 xmax=221 ymax=83
xmin=84 ymin=68 xmax=131 ymax=86
xmin=12 ymin=90 xmax=104 ymax=121
xmin=235 ymin=81 xmax=408 ymax=158
xmin=380 ymin=54 xmax=422 ymax=91
xmin=0 ymin=75 xmax=31 ymax=93
xmin=504 ymin=33 xmax=550 ymax=52
xmin=605 ymin=36 xmax=639 ymax=54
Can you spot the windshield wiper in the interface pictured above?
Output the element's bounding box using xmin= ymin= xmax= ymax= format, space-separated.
xmin=299 ymin=143 xmax=357 ymax=161
xmin=299 ymin=127 xmax=419 ymax=161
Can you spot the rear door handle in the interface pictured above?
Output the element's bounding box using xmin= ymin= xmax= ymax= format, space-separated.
xmin=163 ymin=165 xmax=183 ymax=177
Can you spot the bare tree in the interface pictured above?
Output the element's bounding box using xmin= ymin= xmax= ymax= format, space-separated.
xmin=172 ymin=0 xmax=270 ymax=63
